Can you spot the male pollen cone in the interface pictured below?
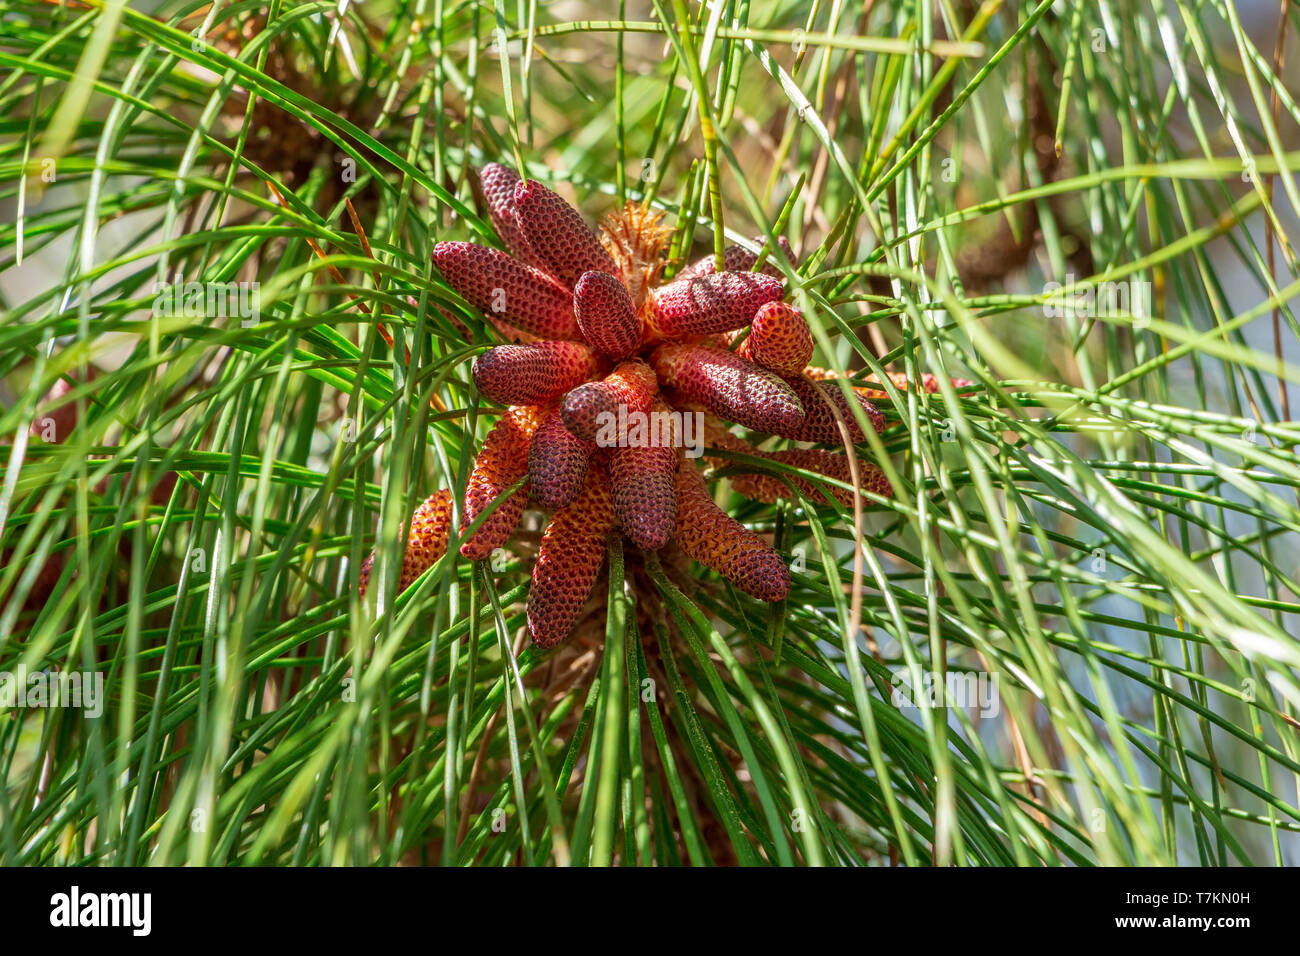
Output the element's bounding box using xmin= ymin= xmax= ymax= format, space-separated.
xmin=477 ymin=163 xmax=542 ymax=267
xmin=574 ymin=270 xmax=643 ymax=358
xmin=678 ymin=235 xmax=794 ymax=281
xmin=527 ymin=466 xmax=617 ymax=648
xmin=649 ymin=271 xmax=785 ymax=337
xmin=513 ymin=179 xmax=618 ymax=289
xmin=461 ymin=405 xmax=546 ymax=560
xmin=433 ymin=241 xmax=579 ymax=341
xmin=672 ymin=462 xmax=790 ymax=602
xmin=729 ymin=448 xmax=893 ymax=507
xmin=561 ymin=359 xmax=658 ymax=442
xmin=529 ymin=407 xmax=595 ymax=510
xmin=737 ymin=301 xmax=814 ymax=377
xmin=472 ymin=341 xmax=602 ymax=406
xmin=803 ymin=366 xmax=975 ymax=401
xmin=358 ymin=489 xmax=454 ymax=597
xmin=608 ymin=399 xmax=679 ymax=551
xmin=775 ymin=376 xmax=885 ymax=444
xmin=652 ymin=343 xmax=805 ymax=435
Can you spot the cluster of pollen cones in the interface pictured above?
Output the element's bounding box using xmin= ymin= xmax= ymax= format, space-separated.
xmin=358 ymin=163 xmax=970 ymax=649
